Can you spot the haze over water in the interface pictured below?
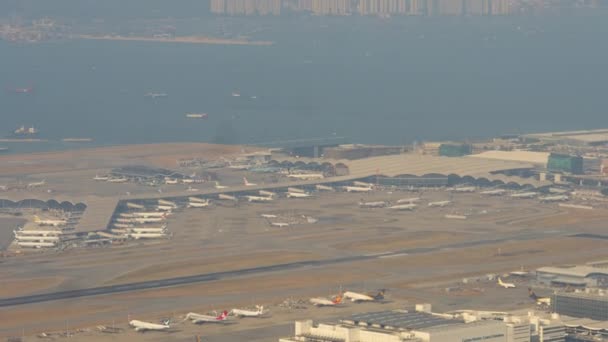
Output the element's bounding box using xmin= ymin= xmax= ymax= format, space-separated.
xmin=2 ymin=9 xmax=608 ymax=153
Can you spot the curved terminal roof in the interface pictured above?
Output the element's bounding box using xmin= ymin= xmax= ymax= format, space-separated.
xmin=537 ymin=266 xmax=608 ymax=278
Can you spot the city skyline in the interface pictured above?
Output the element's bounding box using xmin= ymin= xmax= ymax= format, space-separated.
xmin=210 ymin=0 xmax=606 ymax=16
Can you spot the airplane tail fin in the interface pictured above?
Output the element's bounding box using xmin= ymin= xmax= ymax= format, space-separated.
xmin=218 ymin=311 xmax=228 ymax=320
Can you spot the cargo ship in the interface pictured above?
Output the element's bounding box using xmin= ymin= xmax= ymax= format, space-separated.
xmin=9 ymin=125 xmax=39 ymax=138
xmin=186 ymin=113 xmax=208 ymax=119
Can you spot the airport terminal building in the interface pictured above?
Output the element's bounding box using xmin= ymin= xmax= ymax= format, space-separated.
xmin=279 ymin=309 xmax=530 ymax=342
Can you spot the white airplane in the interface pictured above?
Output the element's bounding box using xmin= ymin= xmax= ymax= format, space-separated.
xmin=315 ymin=184 xmax=334 ymax=191
xmin=359 ymin=201 xmax=387 ymax=208
xmin=498 ymin=278 xmax=516 ymax=289
xmin=185 ymin=311 xmax=230 ymax=324
xmin=539 ymin=195 xmax=569 ymax=202
xmin=388 ymin=203 xmax=417 ymax=211
xmin=354 ymin=181 xmax=374 ymax=187
xmin=188 ymin=197 xmax=207 ymax=203
xmin=107 ymin=177 xmax=128 ymax=183
xmin=480 ymin=189 xmax=506 ymax=196
xmin=428 ymin=200 xmax=452 ymax=207
xmin=93 ymin=174 xmax=108 ymax=181
xmin=157 ymin=205 xmax=175 ymax=212
xmin=510 ymin=192 xmax=537 ymax=199
xmin=188 ymin=201 xmax=210 ymax=208
xmin=186 ymin=186 xmax=199 ymax=192
xmin=159 ymin=199 xmax=178 ymax=207
xmin=230 ymin=305 xmax=266 ymax=318
xmin=287 ymin=187 xmax=306 ymax=193
xmin=215 ymin=181 xmax=229 ymax=189
xmin=271 ymin=222 xmax=290 ymax=227
xmin=396 ymin=197 xmax=420 ymax=204
xmin=164 ymin=178 xmax=179 ymax=185
xmin=129 ymin=320 xmax=170 ymax=332
xmin=261 ymin=214 xmax=277 ymax=219
xmin=132 ymin=212 xmax=168 ymax=218
xmin=343 ymin=290 xmax=385 ymax=303
xmin=33 ymin=215 xmax=67 ymax=227
xmin=14 ymin=229 xmax=62 ymax=236
xmin=17 ymin=241 xmax=56 ymax=248
xmin=218 ymin=194 xmax=237 ymax=201
xmin=129 ymin=227 xmax=166 ymax=233
xmin=14 ymin=234 xmax=60 ymax=242
xmin=310 ymin=294 xmax=343 ymax=307
xmin=287 ymin=173 xmax=324 ymax=180
xmin=27 ymin=179 xmax=46 ymax=188
xmin=259 ymin=190 xmax=275 ymax=197
xmin=126 ymin=202 xmax=145 ymax=209
xmin=286 ymin=192 xmax=312 ymax=198
xmin=133 ymin=217 xmax=165 ymax=224
xmin=344 ymin=185 xmax=373 ymax=193
xmin=245 ymin=195 xmax=273 ymax=203
xmin=450 ymin=186 xmax=476 ymax=193
xmin=529 ymin=288 xmax=551 ymax=305
xmin=113 ymin=223 xmax=134 ymax=228
xmin=130 ymin=232 xmax=166 ymax=239
xmin=181 ymin=178 xmax=195 ymax=184
xmin=243 ymin=177 xmax=257 ymax=186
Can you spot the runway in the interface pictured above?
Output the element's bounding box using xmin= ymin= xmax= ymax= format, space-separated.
xmin=0 ymin=231 xmax=558 ymax=307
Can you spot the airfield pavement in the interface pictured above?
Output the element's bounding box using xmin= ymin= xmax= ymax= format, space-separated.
xmin=1 ymin=145 xmax=608 ymax=340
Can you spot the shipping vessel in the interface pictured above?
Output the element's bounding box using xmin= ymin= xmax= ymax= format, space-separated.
xmin=9 ymin=125 xmax=39 ymax=138
xmin=185 ymin=113 xmax=208 ymax=119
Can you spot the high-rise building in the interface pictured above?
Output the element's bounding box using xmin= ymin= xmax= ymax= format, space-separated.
xmin=210 ymin=0 xmax=281 ymax=15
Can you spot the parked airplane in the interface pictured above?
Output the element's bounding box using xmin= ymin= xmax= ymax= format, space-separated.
xmin=114 ymin=223 xmax=134 ymax=228
xmin=315 ymin=184 xmax=334 ymax=191
xmin=17 ymin=241 xmax=56 ymax=248
xmin=157 ymin=205 xmax=175 ymax=212
xmin=132 ymin=212 xmax=168 ymax=218
xmin=497 ymin=278 xmax=516 ymax=289
xmin=449 ymin=186 xmax=476 ymax=193
xmin=230 ymin=305 xmax=265 ymax=318
xmin=14 ymin=234 xmax=60 ymax=242
xmin=133 ymin=217 xmax=165 ymax=224
xmin=130 ymin=227 xmax=166 ymax=234
xmin=396 ymin=197 xmax=420 ymax=204
xmin=354 ymin=181 xmax=374 ymax=188
xmin=344 ymin=185 xmax=373 ymax=193
xmin=129 ymin=320 xmax=170 ymax=332
xmin=245 ymin=195 xmax=273 ymax=203
xmin=287 ymin=187 xmax=306 ymax=193
xmin=359 ymin=201 xmax=387 ymax=208
xmin=343 ymin=290 xmax=385 ymax=303
xmin=528 ymin=288 xmax=551 ymax=305
xmin=271 ymin=222 xmax=290 ymax=227
xmin=189 ymin=196 xmax=208 ymax=203
xmin=388 ymin=204 xmax=417 ymax=211
xmin=126 ymin=202 xmax=145 ymax=209
xmin=286 ymin=192 xmax=312 ymax=198
xmin=14 ymin=229 xmax=62 ymax=236
xmin=164 ymin=178 xmax=179 ymax=185
xmin=158 ymin=199 xmax=178 ymax=206
xmin=93 ymin=174 xmax=109 ymax=181
xmin=261 ymin=214 xmax=277 ymax=219
xmin=242 ymin=177 xmax=256 ymax=187
xmin=259 ymin=190 xmax=275 ymax=197
xmin=510 ymin=192 xmax=537 ymax=199
xmin=215 ymin=181 xmax=229 ymax=189
xmin=27 ymin=179 xmax=46 ymax=188
xmin=107 ymin=177 xmax=128 ymax=183
xmin=130 ymin=232 xmax=166 ymax=239
xmin=33 ymin=215 xmax=67 ymax=227
xmin=310 ymin=295 xmax=343 ymax=307
xmin=185 ymin=311 xmax=230 ymax=324
xmin=428 ymin=200 xmax=452 ymax=207
xmin=287 ymin=173 xmax=324 ymax=180
xmin=218 ymin=193 xmax=238 ymax=201
xmin=480 ymin=189 xmax=507 ymax=196
xmin=188 ymin=200 xmax=210 ymax=208
xmin=539 ymin=195 xmax=569 ymax=202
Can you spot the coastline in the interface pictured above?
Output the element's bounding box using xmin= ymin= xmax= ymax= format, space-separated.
xmin=76 ymin=34 xmax=274 ymax=46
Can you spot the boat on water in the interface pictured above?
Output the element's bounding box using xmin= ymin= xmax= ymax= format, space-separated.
xmin=186 ymin=113 xmax=208 ymax=119
xmin=144 ymin=92 xmax=168 ymax=98
xmin=9 ymin=125 xmax=39 ymax=138
xmin=231 ymin=91 xmax=241 ymax=97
